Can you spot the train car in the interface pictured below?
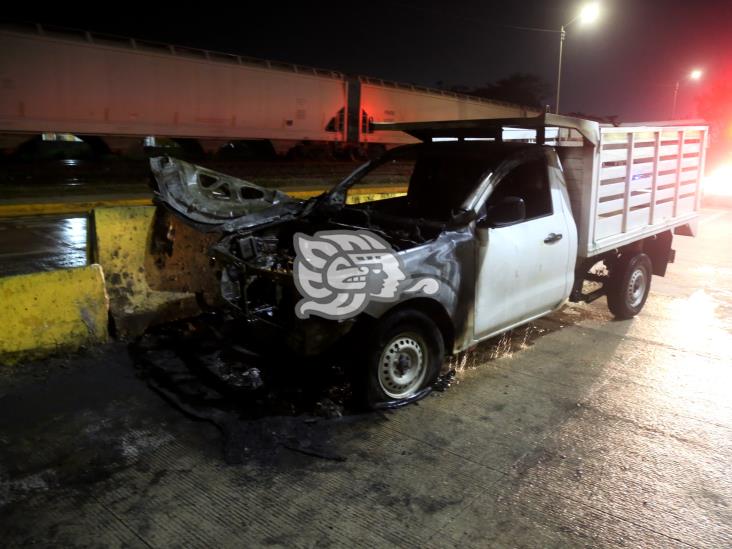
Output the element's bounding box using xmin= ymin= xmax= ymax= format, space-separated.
xmin=0 ymin=24 xmax=348 ymax=144
xmin=0 ymin=23 xmax=538 ymax=154
xmin=359 ymin=77 xmax=537 ymax=145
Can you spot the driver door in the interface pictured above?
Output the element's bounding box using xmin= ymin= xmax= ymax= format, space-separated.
xmin=473 ymin=152 xmax=573 ymax=339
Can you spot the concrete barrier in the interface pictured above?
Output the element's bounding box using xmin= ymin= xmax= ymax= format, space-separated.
xmin=0 ymin=265 xmax=108 ymax=365
xmin=93 ymin=206 xmax=218 ymax=338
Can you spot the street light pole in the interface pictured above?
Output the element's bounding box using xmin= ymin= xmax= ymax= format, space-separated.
xmin=555 ymin=26 xmax=566 ymax=114
xmin=554 ymin=3 xmax=599 ymax=114
xmin=671 ymin=69 xmax=703 ymax=119
xmin=671 ymin=80 xmax=680 ymax=119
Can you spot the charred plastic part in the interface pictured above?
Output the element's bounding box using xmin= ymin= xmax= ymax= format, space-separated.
xmin=149 ymin=156 xmax=304 ymax=231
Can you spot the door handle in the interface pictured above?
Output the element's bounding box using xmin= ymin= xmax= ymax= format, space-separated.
xmin=544 ymin=232 xmax=563 ymax=244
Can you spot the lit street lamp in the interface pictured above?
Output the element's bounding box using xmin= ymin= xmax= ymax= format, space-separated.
xmin=556 ymin=2 xmax=600 ymax=114
xmin=671 ymin=69 xmax=703 ymax=119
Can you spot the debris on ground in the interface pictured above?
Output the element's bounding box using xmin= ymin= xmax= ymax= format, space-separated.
xmin=432 ymin=368 xmax=457 ymax=392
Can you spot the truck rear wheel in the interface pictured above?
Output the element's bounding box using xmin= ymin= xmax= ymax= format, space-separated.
xmin=607 ymin=253 xmax=652 ymax=319
xmin=361 ymin=309 xmax=444 ymax=408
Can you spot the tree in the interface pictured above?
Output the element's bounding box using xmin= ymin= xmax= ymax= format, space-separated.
xmin=471 ymin=73 xmax=551 ymax=109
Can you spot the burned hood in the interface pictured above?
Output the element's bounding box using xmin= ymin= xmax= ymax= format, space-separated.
xmin=150 ymin=157 xmax=304 ymax=232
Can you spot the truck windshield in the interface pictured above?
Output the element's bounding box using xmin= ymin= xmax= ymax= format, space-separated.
xmin=343 ymin=142 xmax=518 ymax=220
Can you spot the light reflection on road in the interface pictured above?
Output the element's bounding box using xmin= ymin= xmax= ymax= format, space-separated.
xmin=0 ymin=214 xmax=88 ymax=276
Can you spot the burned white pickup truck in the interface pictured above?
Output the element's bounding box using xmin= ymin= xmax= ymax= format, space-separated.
xmin=151 ymin=114 xmax=707 ymax=407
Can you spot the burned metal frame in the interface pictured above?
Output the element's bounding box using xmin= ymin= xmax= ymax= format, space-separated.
xmin=150 ymin=156 xmax=303 ymax=232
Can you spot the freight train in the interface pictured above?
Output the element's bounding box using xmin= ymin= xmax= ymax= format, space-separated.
xmin=0 ymin=23 xmax=539 ymax=157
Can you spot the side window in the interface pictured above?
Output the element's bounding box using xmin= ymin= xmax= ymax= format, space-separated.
xmin=345 ymin=155 xmax=414 ymax=205
xmin=484 ymin=158 xmax=552 ymax=221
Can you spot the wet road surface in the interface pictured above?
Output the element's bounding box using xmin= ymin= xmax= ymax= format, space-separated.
xmin=0 ymin=215 xmax=89 ymax=276
xmin=0 ymin=209 xmax=730 ymax=547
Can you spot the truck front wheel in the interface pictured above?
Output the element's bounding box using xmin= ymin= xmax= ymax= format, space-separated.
xmin=607 ymin=253 xmax=652 ymax=319
xmin=361 ymin=310 xmax=444 ymax=408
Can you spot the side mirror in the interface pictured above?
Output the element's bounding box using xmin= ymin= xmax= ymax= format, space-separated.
xmin=479 ymin=196 xmax=526 ymax=228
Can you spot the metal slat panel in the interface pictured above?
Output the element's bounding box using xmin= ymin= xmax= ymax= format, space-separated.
xmin=601 ymin=146 xmax=655 ymax=163
xmin=621 ymin=132 xmax=635 ymax=233
xmin=628 ymin=207 xmax=651 ymax=230
xmin=629 ymin=192 xmax=652 ymax=208
xmin=654 ymin=202 xmax=674 ymax=220
xmin=598 ymin=197 xmax=625 ymax=215
xmin=681 ymin=142 xmax=701 ymax=154
xmin=600 ymin=132 xmax=628 ymax=144
xmin=695 ymin=130 xmax=709 ymax=210
xmin=658 ymin=143 xmax=682 ymax=156
xmin=673 ymin=130 xmax=685 ymax=216
xmin=681 ymin=157 xmax=701 ymax=169
xmin=657 ymin=158 xmax=682 ymax=172
xmin=679 ymin=170 xmax=699 ymax=183
xmin=649 ymin=131 xmax=661 ymax=225
xmin=598 ymin=181 xmax=627 ymax=198
xmin=600 ymin=164 xmax=628 ymax=181
xmin=655 ymin=172 xmax=679 ymax=187
xmin=596 ymin=214 xmax=623 ymax=239
xmin=630 ymin=147 xmax=656 ymax=160
xmin=631 ymin=177 xmax=654 ymax=192
xmin=629 ymin=162 xmax=655 ymax=178
xmin=677 ymin=196 xmax=696 ymax=214
xmin=656 ymin=187 xmax=676 ymax=201
xmin=600 ymin=147 xmax=629 ymax=163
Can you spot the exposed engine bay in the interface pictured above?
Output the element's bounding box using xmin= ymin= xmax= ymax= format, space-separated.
xmin=211 ymin=199 xmax=445 ymax=338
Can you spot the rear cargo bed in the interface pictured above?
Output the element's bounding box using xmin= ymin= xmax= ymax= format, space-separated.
xmin=559 ymin=122 xmax=707 ymax=258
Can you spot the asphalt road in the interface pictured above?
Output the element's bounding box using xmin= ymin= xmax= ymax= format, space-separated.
xmin=0 ymin=209 xmax=730 ymax=547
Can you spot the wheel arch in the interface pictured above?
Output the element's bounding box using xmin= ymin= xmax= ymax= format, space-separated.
xmin=374 ymin=297 xmax=456 ymax=355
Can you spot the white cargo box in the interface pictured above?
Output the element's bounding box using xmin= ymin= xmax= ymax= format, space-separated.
xmin=552 ymin=117 xmax=707 ymax=258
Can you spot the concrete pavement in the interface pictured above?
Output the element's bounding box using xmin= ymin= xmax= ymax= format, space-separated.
xmin=0 ymin=209 xmax=730 ymax=547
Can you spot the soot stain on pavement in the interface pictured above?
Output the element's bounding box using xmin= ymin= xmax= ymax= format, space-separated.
xmin=129 ymin=314 xmax=375 ymax=465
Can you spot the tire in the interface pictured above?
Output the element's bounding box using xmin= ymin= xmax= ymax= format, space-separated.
xmin=361 ymin=309 xmax=444 ymax=408
xmin=607 ymin=253 xmax=652 ymax=319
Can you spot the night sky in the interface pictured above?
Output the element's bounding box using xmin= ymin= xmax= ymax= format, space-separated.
xmin=12 ymin=0 xmax=732 ymax=121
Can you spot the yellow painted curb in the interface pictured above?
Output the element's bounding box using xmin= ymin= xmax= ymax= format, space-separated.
xmin=0 ymin=265 xmax=109 ymax=365
xmin=285 ymin=185 xmax=406 ymax=200
xmin=0 ymin=198 xmax=153 ymax=218
xmin=0 ymin=186 xmax=406 ymax=217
